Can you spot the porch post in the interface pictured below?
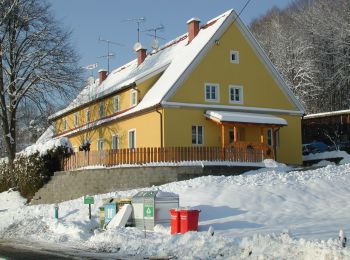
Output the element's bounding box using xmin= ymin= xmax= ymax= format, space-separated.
xmin=221 ymin=124 xmax=225 ymax=160
xmin=233 ymin=126 xmax=237 ymax=143
xmin=221 ymin=124 xmax=225 ymax=148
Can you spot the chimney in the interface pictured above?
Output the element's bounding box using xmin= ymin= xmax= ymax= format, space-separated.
xmin=98 ymin=69 xmax=108 ymax=85
xmin=187 ymin=17 xmax=200 ymax=43
xmin=136 ymin=46 xmax=147 ymax=65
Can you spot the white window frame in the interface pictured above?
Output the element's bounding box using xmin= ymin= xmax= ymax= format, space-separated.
xmin=86 ymin=109 xmax=90 ymax=123
xmin=230 ymin=50 xmax=239 ymax=64
xmin=74 ymin=112 xmax=78 ymax=127
xmin=114 ymin=95 xmax=120 ymax=112
xmin=128 ymin=129 xmax=136 ymax=149
xmin=99 ymin=102 xmax=105 ymax=118
xmin=63 ymin=118 xmax=67 ymax=131
xmin=191 ymin=125 xmax=204 ymax=145
xmin=204 ymin=83 xmax=220 ymax=103
xmin=112 ymin=134 xmax=119 ymax=150
xmin=97 ymin=138 xmax=104 ymax=151
xmin=130 ymin=90 xmax=137 ymax=106
xmin=229 ymin=85 xmax=244 ymax=105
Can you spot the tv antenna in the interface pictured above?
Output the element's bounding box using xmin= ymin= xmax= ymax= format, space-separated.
xmin=98 ymin=37 xmax=123 ymax=73
xmin=142 ymin=24 xmax=166 ymax=50
xmin=122 ymin=17 xmax=146 ymax=43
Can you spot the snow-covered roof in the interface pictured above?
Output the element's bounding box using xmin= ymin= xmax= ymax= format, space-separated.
xmin=50 ymin=10 xmax=233 ymax=120
xmin=304 ymin=109 xmax=350 ymax=119
xmin=51 ymin=9 xmax=304 ymax=139
xmin=205 ymin=110 xmax=288 ymax=125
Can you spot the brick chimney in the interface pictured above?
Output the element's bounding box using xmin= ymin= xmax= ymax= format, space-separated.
xmin=136 ymin=46 xmax=147 ymax=65
xmin=187 ymin=17 xmax=200 ymax=43
xmin=98 ymin=69 xmax=108 ymax=85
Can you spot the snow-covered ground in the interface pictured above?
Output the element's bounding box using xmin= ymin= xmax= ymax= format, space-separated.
xmin=1 ymin=162 xmax=350 ymax=258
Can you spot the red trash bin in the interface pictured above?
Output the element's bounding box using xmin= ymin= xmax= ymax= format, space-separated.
xmin=180 ymin=209 xmax=200 ymax=234
xmin=170 ymin=208 xmax=180 ymax=234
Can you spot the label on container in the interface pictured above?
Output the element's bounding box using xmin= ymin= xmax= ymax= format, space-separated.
xmin=143 ymin=204 xmax=154 ymax=219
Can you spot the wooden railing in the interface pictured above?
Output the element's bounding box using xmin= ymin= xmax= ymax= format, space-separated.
xmin=63 ymin=144 xmax=274 ymax=171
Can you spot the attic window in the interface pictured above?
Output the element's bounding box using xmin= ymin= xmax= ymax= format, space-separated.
xmin=230 ymin=50 xmax=239 ymax=64
xmin=131 ymin=90 xmax=137 ymax=106
xmin=114 ymin=95 xmax=120 ymax=112
xmin=99 ymin=102 xmax=105 ymax=118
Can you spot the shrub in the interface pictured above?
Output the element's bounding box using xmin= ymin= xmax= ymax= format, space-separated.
xmin=0 ymin=146 xmax=70 ymax=201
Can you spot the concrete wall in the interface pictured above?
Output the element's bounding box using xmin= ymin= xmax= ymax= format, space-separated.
xmin=31 ymin=165 xmax=259 ymax=205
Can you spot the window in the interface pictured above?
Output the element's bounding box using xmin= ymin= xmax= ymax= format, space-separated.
xmin=229 ymin=129 xmax=235 ymax=144
xmin=86 ymin=109 xmax=90 ymax=123
xmin=229 ymin=128 xmax=240 ymax=143
xmin=204 ymin=83 xmax=219 ymax=102
xmin=229 ymin=85 xmax=243 ymax=104
xmin=97 ymin=139 xmax=104 ymax=151
xmin=192 ymin=125 xmax=204 ymax=145
xmin=267 ymin=128 xmax=273 ymax=146
xmin=131 ymin=90 xmax=137 ymax=106
xmin=112 ymin=135 xmax=119 ymax=150
xmin=230 ymin=50 xmax=239 ymax=64
xmin=63 ymin=118 xmax=67 ymax=131
xmin=74 ymin=113 xmax=78 ymax=127
xmin=99 ymin=102 xmax=105 ymax=118
xmin=114 ymin=95 xmax=120 ymax=112
xmin=128 ymin=129 xmax=136 ymax=149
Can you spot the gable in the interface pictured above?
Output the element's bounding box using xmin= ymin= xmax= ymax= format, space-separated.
xmin=165 ymin=14 xmax=304 ymax=114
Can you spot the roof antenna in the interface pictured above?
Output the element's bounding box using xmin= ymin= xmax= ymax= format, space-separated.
xmin=122 ymin=17 xmax=146 ymax=44
xmin=142 ymin=24 xmax=166 ymax=50
xmin=97 ymin=37 xmax=123 ymax=73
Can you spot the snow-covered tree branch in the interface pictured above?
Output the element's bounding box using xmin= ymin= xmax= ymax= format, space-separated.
xmin=0 ymin=0 xmax=82 ymax=175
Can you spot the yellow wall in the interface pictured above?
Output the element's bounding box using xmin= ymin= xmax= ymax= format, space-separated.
xmin=170 ymin=22 xmax=296 ymax=110
xmin=163 ymin=108 xmax=302 ymax=165
xmin=69 ymin=110 xmax=162 ymax=151
xmin=54 ymin=73 xmax=161 ymax=134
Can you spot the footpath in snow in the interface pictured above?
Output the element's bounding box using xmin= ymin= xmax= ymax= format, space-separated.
xmin=1 ymin=161 xmax=350 ymax=258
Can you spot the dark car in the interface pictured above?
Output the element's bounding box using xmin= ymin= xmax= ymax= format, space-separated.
xmin=302 ymin=141 xmax=329 ymax=155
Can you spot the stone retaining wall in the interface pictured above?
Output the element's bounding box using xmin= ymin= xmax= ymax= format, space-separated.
xmin=31 ymin=165 xmax=259 ymax=205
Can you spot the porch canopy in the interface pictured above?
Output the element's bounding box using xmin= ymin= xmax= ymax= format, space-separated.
xmin=205 ymin=110 xmax=287 ymax=126
xmin=205 ymin=110 xmax=287 ymax=154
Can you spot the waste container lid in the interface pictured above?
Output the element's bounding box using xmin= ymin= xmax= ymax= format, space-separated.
xmin=133 ymin=190 xmax=179 ymax=199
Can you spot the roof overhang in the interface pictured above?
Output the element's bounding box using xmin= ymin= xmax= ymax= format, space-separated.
xmin=205 ymin=110 xmax=288 ymax=126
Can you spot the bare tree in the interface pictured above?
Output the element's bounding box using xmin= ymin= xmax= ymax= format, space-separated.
xmin=0 ymin=0 xmax=82 ymax=174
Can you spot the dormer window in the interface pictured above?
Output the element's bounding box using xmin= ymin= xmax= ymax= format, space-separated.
xmin=86 ymin=109 xmax=90 ymax=123
xmin=114 ymin=95 xmax=120 ymax=112
xmin=230 ymin=50 xmax=239 ymax=64
xmin=63 ymin=118 xmax=67 ymax=131
xmin=74 ymin=112 xmax=78 ymax=127
xmin=131 ymin=90 xmax=137 ymax=106
xmin=99 ymin=102 xmax=105 ymax=118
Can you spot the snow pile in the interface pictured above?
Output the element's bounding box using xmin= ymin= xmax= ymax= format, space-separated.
xmin=0 ymin=189 xmax=26 ymax=211
xmin=1 ymin=164 xmax=350 ymax=258
xmin=303 ymin=150 xmax=350 ymax=162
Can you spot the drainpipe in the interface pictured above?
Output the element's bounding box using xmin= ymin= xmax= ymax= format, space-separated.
xmin=156 ymin=108 xmax=163 ymax=148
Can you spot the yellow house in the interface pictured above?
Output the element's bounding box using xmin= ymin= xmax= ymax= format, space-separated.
xmin=50 ymin=9 xmax=305 ymax=166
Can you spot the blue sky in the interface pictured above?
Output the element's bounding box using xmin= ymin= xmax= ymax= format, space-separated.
xmin=48 ymin=0 xmax=292 ymax=77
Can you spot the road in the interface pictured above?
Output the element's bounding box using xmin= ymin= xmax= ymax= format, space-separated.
xmin=0 ymin=241 xmax=100 ymax=260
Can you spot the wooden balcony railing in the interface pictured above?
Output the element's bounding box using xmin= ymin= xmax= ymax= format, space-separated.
xmin=63 ymin=145 xmax=274 ymax=171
